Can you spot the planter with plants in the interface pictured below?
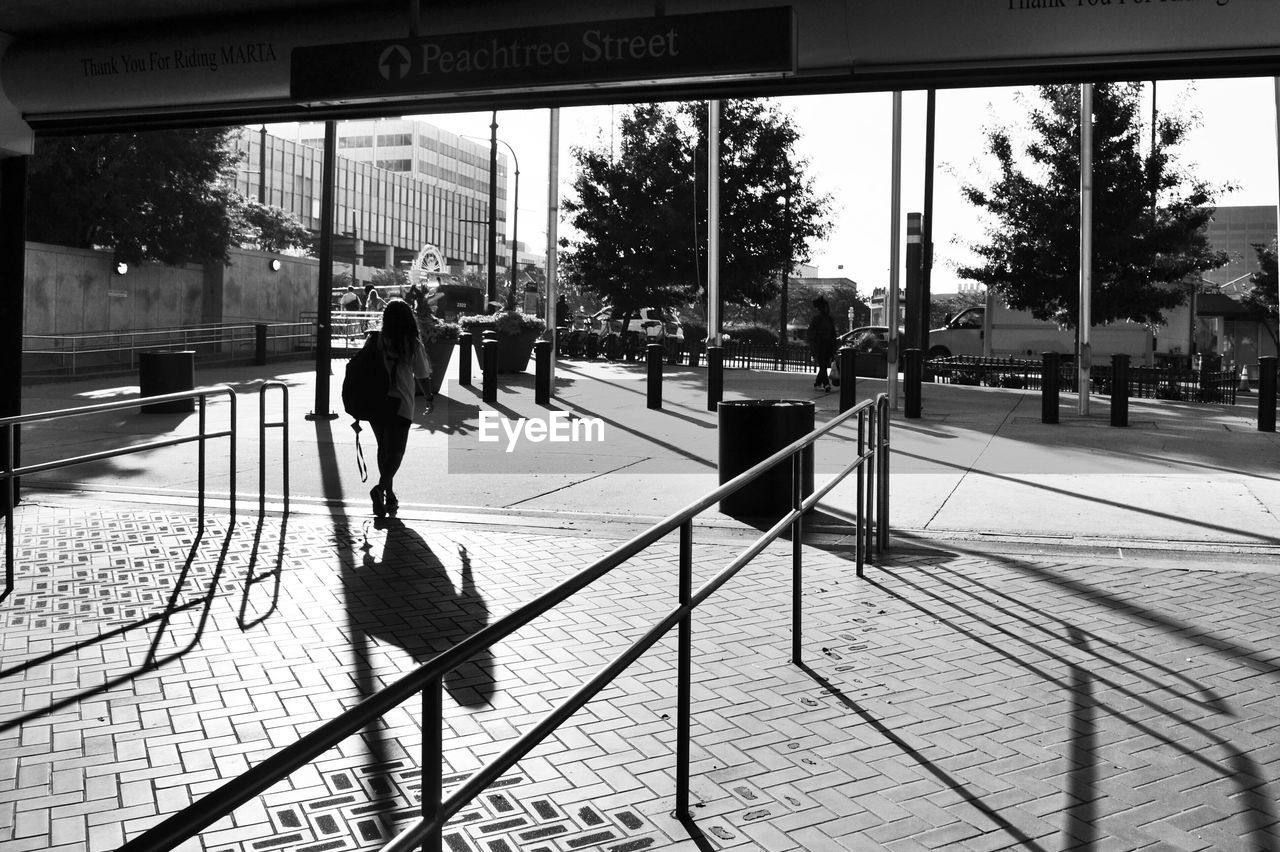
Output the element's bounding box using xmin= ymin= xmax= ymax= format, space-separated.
xmin=458 ymin=310 xmax=547 ymax=373
xmin=416 ymin=312 xmax=461 ymax=395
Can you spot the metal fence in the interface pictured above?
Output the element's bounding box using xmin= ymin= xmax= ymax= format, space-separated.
xmin=23 ymin=322 xmax=314 ymax=379
xmin=927 ymin=355 xmax=1239 ymax=405
xmin=720 ymin=341 xmax=813 ymax=372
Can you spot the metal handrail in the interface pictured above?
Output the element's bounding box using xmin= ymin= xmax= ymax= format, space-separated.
xmin=1 ymin=385 xmax=238 ymax=602
xmin=258 ymin=381 xmax=290 ymax=516
xmin=120 ymin=394 xmax=891 ymax=852
xmin=23 ymin=323 xmax=315 ymax=378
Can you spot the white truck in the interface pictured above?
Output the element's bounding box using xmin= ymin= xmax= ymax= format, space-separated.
xmin=927 ymin=301 xmax=1154 ymax=366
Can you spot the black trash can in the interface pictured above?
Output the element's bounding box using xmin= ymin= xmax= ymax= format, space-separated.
xmin=718 ymin=399 xmax=815 ymax=518
xmin=138 ymin=351 xmax=196 ymax=413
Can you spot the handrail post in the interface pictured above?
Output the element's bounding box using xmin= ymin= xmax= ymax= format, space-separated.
xmin=259 ymin=382 xmax=290 ymax=516
xmin=879 ymin=397 xmax=891 ymax=553
xmin=865 ymin=407 xmax=876 ymax=560
xmin=198 ymin=394 xmax=207 ymax=527
xmin=423 ymin=675 xmax=444 ymax=852
xmin=228 ymin=389 xmax=238 ymax=526
xmin=791 ymin=451 xmax=803 ymax=665
xmin=3 ymin=422 xmax=13 ymax=602
xmin=675 ymin=519 xmax=693 ymax=817
xmin=856 ymin=414 xmax=866 ymax=577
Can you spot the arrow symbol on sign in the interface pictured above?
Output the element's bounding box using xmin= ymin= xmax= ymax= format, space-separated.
xmin=378 ymin=45 xmax=411 ymax=81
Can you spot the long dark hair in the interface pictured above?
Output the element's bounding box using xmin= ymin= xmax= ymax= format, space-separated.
xmin=380 ymin=298 xmax=419 ymax=361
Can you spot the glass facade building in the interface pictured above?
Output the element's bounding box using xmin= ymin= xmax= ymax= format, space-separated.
xmin=229 ymin=119 xmax=511 ymax=276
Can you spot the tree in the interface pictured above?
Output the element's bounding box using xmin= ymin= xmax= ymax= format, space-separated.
xmin=239 ymin=199 xmax=314 ymax=255
xmin=26 ymin=129 xmax=244 ymax=268
xmin=1246 ymin=241 xmax=1280 ymax=348
xmin=687 ymin=100 xmax=832 ymax=309
xmin=560 ymin=100 xmax=831 ymax=319
xmin=931 ymin=292 xmax=984 ymax=329
xmin=959 ymin=83 xmax=1229 ymax=328
xmin=560 ymin=104 xmax=699 ymax=318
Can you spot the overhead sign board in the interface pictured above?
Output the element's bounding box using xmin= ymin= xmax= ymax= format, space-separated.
xmin=290 ymin=7 xmax=796 ymax=102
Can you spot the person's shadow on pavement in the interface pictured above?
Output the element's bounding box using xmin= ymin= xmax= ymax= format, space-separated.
xmin=346 ymin=519 xmax=495 ymax=709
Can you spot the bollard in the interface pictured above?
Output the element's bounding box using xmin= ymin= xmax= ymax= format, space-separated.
xmin=1260 ymin=356 xmax=1277 ymax=433
xmin=706 ymin=346 xmax=723 ymax=412
xmin=534 ymin=339 xmax=551 ymax=405
xmin=482 ymin=338 xmax=498 ymax=404
xmin=1110 ymin=353 xmax=1130 ymax=427
xmin=1041 ymin=352 xmax=1060 ymax=424
xmin=903 ymin=348 xmax=922 ymax=419
xmin=458 ymin=332 xmax=472 ymax=387
xmin=254 ymin=323 xmax=268 ymax=366
xmin=838 ymin=345 xmax=857 ymax=413
xmin=646 ymin=343 xmax=663 ymax=410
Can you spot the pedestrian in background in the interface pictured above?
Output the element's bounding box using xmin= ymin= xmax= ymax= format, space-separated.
xmin=806 ymin=296 xmax=837 ymax=391
xmin=364 ymin=284 xmax=386 ymax=314
xmin=368 ymin=298 xmax=432 ymax=519
xmin=339 ymin=284 xmax=362 ymax=311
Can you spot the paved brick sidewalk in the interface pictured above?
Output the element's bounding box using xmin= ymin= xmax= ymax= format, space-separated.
xmin=2 ymin=497 xmax=1279 ymax=851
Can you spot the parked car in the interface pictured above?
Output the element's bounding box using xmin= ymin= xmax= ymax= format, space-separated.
xmin=601 ymin=307 xmax=684 ymax=343
xmin=590 ymin=307 xmax=686 ymax=361
xmin=839 ymin=325 xmax=891 ymax=354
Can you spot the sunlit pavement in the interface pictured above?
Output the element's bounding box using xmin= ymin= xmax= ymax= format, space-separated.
xmin=3 ymin=356 xmax=1280 ymax=850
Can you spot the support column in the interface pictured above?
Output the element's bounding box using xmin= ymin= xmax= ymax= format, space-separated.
xmin=308 ymin=120 xmax=338 ymax=421
xmin=1 ymin=156 xmax=27 ymax=510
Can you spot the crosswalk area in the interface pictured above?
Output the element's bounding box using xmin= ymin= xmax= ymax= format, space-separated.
xmin=2 ymin=497 xmax=1279 ymax=851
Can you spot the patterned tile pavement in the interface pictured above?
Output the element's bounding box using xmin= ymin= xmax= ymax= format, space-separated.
xmin=2 ymin=496 xmax=1279 ymax=851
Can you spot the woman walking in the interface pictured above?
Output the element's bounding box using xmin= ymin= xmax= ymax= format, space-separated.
xmin=368 ymin=298 xmax=431 ymax=518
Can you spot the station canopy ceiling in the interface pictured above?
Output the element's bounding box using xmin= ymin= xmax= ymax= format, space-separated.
xmin=2 ymin=0 xmax=1279 ymax=137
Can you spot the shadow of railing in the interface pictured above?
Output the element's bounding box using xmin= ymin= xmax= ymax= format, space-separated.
xmin=844 ymin=545 xmax=1279 ymax=850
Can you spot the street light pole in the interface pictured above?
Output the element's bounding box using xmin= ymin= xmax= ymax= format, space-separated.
xmin=488 ymin=111 xmax=498 ymax=311
xmin=495 ymin=140 xmax=520 ymax=295
xmin=465 ymin=124 xmax=519 ymax=311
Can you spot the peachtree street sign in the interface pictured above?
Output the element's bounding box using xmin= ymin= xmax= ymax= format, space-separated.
xmin=290 ymin=7 xmax=795 ymax=101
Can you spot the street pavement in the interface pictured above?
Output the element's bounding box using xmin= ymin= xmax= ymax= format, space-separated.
xmin=17 ymin=350 xmax=1280 ymax=561
xmin=2 ymin=352 xmax=1279 ymax=851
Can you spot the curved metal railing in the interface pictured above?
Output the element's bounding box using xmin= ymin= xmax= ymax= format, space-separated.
xmin=119 ymin=394 xmax=891 ymax=851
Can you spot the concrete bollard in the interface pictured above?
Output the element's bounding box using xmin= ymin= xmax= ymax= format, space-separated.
xmin=535 ymin=339 xmax=551 ymax=405
xmin=254 ymin=323 xmax=268 ymax=366
xmin=1042 ymin=351 xmax=1060 ymax=424
xmin=646 ymin=343 xmax=663 ymax=410
xmin=903 ymin=348 xmax=922 ymax=419
xmin=706 ymin=345 xmax=723 ymax=412
xmin=481 ymin=337 xmax=498 ymax=404
xmin=838 ymin=345 xmax=857 ymax=413
xmin=1110 ymin=353 xmax=1130 ymax=427
xmin=458 ymin=332 xmax=472 ymax=387
xmin=1260 ymin=356 xmax=1277 ymax=433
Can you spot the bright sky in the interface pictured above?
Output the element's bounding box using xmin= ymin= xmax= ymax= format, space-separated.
xmin=416 ymin=76 xmax=1280 ymax=297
